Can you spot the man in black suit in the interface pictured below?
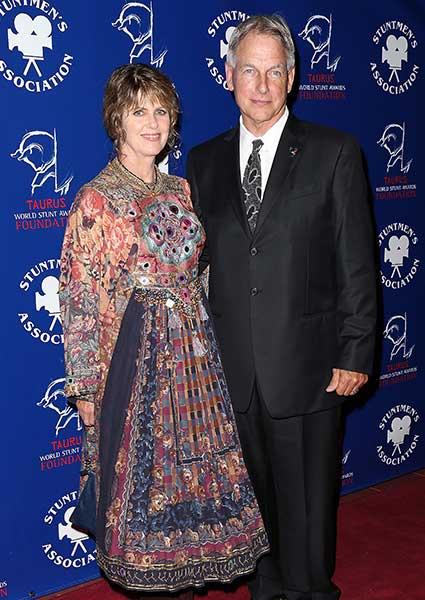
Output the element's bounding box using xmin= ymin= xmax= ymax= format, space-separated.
xmin=187 ymin=15 xmax=376 ymax=600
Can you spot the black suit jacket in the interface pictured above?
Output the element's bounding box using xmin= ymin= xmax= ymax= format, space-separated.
xmin=187 ymin=114 xmax=377 ymax=418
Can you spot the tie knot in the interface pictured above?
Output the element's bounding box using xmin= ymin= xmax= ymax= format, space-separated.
xmin=252 ymin=139 xmax=263 ymax=153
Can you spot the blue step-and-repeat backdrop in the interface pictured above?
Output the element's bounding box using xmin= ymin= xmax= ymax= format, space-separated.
xmin=1 ymin=1 xmax=424 ymax=598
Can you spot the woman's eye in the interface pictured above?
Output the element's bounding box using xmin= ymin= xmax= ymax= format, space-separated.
xmin=133 ymin=109 xmax=144 ymax=116
xmin=156 ymin=109 xmax=167 ymax=116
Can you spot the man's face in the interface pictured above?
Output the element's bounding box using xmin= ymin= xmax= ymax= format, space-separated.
xmin=225 ymin=32 xmax=295 ymax=137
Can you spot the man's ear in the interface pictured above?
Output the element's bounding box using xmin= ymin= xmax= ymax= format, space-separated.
xmin=225 ymin=62 xmax=235 ymax=92
xmin=287 ymin=66 xmax=295 ymax=94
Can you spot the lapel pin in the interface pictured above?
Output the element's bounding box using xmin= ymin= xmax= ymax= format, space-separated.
xmin=289 ymin=146 xmax=300 ymax=157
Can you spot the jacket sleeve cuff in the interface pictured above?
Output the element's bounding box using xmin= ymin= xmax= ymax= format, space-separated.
xmin=67 ymin=394 xmax=96 ymax=406
xmin=64 ymin=374 xmax=99 ymax=400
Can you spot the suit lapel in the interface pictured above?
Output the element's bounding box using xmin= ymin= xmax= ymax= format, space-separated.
xmin=254 ymin=115 xmax=307 ymax=237
xmin=222 ymin=126 xmax=252 ymax=239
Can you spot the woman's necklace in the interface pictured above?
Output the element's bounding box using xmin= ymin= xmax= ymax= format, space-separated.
xmin=115 ymin=158 xmax=163 ymax=195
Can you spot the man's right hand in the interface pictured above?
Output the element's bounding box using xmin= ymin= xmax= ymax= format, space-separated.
xmin=326 ymin=367 xmax=368 ymax=396
xmin=76 ymin=399 xmax=95 ymax=426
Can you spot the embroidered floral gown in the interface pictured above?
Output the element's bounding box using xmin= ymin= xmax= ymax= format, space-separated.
xmin=61 ymin=159 xmax=269 ymax=592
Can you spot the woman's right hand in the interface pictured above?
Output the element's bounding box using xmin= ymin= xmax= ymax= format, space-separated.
xmin=76 ymin=399 xmax=95 ymax=426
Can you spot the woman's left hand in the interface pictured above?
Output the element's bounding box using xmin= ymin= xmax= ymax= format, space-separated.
xmin=76 ymin=399 xmax=95 ymax=426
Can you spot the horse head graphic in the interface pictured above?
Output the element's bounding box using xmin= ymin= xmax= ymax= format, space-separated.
xmin=37 ymin=378 xmax=81 ymax=436
xmin=11 ymin=129 xmax=73 ymax=195
xmin=383 ymin=313 xmax=414 ymax=361
xmin=112 ymin=1 xmax=167 ymax=66
xmin=298 ymin=14 xmax=341 ymax=72
xmin=377 ymin=122 xmax=412 ymax=173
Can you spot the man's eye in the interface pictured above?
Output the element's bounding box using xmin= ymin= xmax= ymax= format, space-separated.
xmin=270 ymin=70 xmax=283 ymax=79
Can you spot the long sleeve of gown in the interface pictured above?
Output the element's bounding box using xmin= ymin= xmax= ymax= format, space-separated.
xmin=59 ymin=187 xmax=105 ymax=402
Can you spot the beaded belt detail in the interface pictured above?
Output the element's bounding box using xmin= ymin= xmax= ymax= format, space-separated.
xmin=134 ymin=275 xmax=203 ymax=317
xmin=135 ymin=269 xmax=198 ymax=289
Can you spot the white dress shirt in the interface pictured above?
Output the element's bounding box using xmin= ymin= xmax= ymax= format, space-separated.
xmin=239 ymin=107 xmax=289 ymax=196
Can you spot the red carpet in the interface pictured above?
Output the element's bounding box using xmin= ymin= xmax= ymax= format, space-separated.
xmin=42 ymin=471 xmax=425 ymax=600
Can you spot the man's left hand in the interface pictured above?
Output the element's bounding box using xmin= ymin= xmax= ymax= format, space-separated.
xmin=326 ymin=368 xmax=368 ymax=396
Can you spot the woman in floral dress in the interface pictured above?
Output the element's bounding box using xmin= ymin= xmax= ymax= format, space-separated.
xmin=59 ymin=64 xmax=268 ymax=593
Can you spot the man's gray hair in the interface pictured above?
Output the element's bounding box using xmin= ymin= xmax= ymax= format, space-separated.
xmin=227 ymin=15 xmax=295 ymax=71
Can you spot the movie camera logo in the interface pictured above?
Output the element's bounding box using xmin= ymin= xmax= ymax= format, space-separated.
xmin=0 ymin=581 xmax=7 ymax=598
xmin=378 ymin=223 xmax=419 ymax=289
xmin=298 ymin=13 xmax=346 ymax=101
xmin=377 ymin=405 xmax=420 ymax=466
xmin=113 ymin=1 xmax=167 ymax=67
xmin=370 ymin=20 xmax=419 ymax=95
xmin=0 ymin=1 xmax=73 ymax=93
xmin=380 ymin=312 xmax=417 ymax=387
xmin=18 ymin=258 xmax=63 ymax=345
xmin=341 ymin=449 xmax=354 ymax=487
xmin=375 ymin=121 xmax=416 ymax=200
xmin=43 ymin=491 xmax=96 ymax=569
xmin=206 ymin=9 xmax=249 ymax=90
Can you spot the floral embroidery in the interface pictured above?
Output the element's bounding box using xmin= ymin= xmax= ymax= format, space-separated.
xmin=142 ymin=200 xmax=202 ymax=265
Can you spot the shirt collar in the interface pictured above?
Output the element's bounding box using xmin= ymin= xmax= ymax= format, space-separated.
xmin=239 ymin=106 xmax=289 ymax=150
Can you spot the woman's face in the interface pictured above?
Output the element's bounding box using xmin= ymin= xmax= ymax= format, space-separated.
xmin=119 ymin=94 xmax=170 ymax=162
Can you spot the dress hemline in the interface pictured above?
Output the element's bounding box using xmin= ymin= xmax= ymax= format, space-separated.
xmin=96 ymin=530 xmax=269 ymax=592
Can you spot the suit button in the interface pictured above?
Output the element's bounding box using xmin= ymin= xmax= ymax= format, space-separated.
xmin=250 ymin=247 xmax=258 ymax=256
xmin=250 ymin=287 xmax=258 ymax=296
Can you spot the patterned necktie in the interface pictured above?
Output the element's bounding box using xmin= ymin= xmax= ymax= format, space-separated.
xmin=242 ymin=139 xmax=264 ymax=233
